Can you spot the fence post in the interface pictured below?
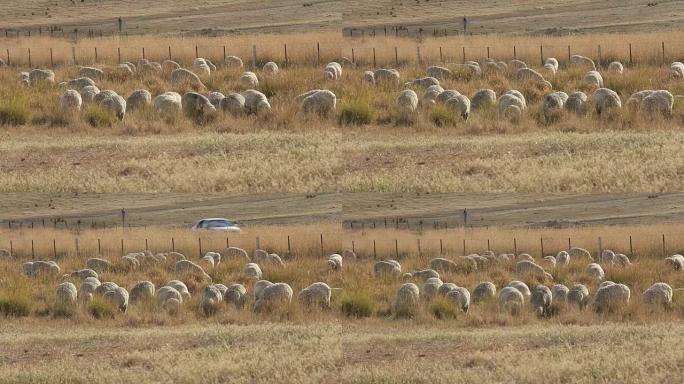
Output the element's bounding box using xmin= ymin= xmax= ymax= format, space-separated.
xmin=373 ymin=47 xmax=376 ymax=68
xmin=98 ymin=238 xmax=101 ymax=254
xmin=462 ymin=46 xmax=465 ymax=63
xmin=439 ymin=46 xmax=443 ymax=62
xmin=171 ymin=237 xmax=175 ymax=252
xmin=287 ymin=235 xmax=291 ymax=255
xmin=145 ymin=238 xmax=148 ymax=250
xmin=320 ymin=233 xmax=324 ymax=255
xmin=284 ymin=44 xmax=288 ymax=66
xmin=317 ymin=42 xmax=320 ymax=64
xmin=487 ymin=239 xmax=491 ymax=251
xmin=417 ymin=239 xmax=421 ymax=257
xmin=629 ymin=235 xmax=633 ymax=257
xmin=462 ymin=239 xmax=466 ymax=255
xmin=50 ymin=48 xmax=53 ymax=67
xmin=568 ymin=237 xmax=571 ymax=249
xmin=394 ymin=47 xmax=398 ymax=65
xmin=661 ymin=42 xmax=665 ymax=65
xmin=256 ymin=236 xmax=260 ymax=250
xmin=351 ymin=48 xmax=355 ymax=64
xmin=629 ymin=43 xmax=632 ymax=65
xmin=117 ymin=47 xmax=121 ymax=63
xmin=416 ymin=46 xmax=421 ymax=65
xmin=226 ymin=237 xmax=230 ymax=248
xmin=351 ymin=240 xmax=355 ymax=253
xmin=373 ymin=240 xmax=377 ymax=259
xmin=27 ymin=48 xmax=31 ymax=67
xmin=662 ymin=234 xmax=666 ymax=257
xmin=121 ymin=239 xmax=124 ymax=255
xmin=9 ymin=240 xmax=13 ymax=258
xmin=94 ymin=47 xmax=98 ymax=62
xmin=72 ymin=46 xmax=77 ymax=65
xmin=395 ymin=239 xmax=399 ymax=259
xmin=223 ymin=45 xmax=226 ymax=61
xmin=31 ymin=240 xmax=35 ymax=259
xmin=168 ymin=46 xmax=172 ymax=60
xmin=539 ymin=44 xmax=543 ymax=66
xmin=142 ymin=47 xmax=145 ymax=60
xmin=486 ymin=46 xmax=490 ymax=59
xmin=53 ymin=239 xmax=57 ymax=259
xmin=198 ymin=237 xmax=202 ymax=257
xmin=440 ymin=239 xmax=443 ymax=254
xmin=567 ymin=45 xmax=571 ymax=63
xmin=513 ymin=238 xmax=517 ymax=256
xmin=597 ymin=44 xmax=602 ymax=69
xmin=195 ymin=45 xmax=198 ymax=58
xmin=251 ymin=45 xmax=257 ymax=70
xmin=540 ymin=237 xmax=544 ymax=257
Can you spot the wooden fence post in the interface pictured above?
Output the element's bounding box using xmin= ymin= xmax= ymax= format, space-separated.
xmin=320 ymin=233 xmax=324 ymax=255
xmin=513 ymin=238 xmax=517 ymax=256
xmin=121 ymin=239 xmax=124 ymax=255
xmin=142 ymin=47 xmax=145 ymax=60
xmin=597 ymin=44 xmax=602 ymax=69
xmin=31 ymin=240 xmax=35 ymax=259
xmin=98 ymin=238 xmax=101 ymax=255
xmin=513 ymin=45 xmax=516 ymax=58
xmin=317 ymin=42 xmax=320 ymax=64
xmin=629 ymin=235 xmax=633 ymax=257
xmin=198 ymin=237 xmax=202 ymax=257
xmin=373 ymin=240 xmax=377 ymax=259
xmin=195 ymin=45 xmax=198 ymax=58
xmin=440 ymin=239 xmax=443 ymax=254
xmin=539 ymin=44 xmax=543 ymax=66
xmin=171 ymin=237 xmax=175 ymax=252
xmin=168 ymin=46 xmax=171 ymax=60
xmin=463 ymin=239 xmax=466 ymax=255
xmin=284 ymin=44 xmax=288 ymax=66
xmin=287 ymin=235 xmax=291 ymax=255
xmin=72 ymin=46 xmax=77 ymax=65
xmin=50 ymin=48 xmax=53 ymax=67
xmin=439 ymin=46 xmax=443 ymax=62
xmin=662 ymin=234 xmax=666 ymax=257
xmin=567 ymin=45 xmax=571 ymax=63
xmin=395 ymin=47 xmax=398 ymax=65
xmin=395 ymin=239 xmax=399 ymax=259
xmin=540 ymin=237 xmax=544 ymax=257
xmin=223 ymin=45 xmax=226 ymax=61
xmin=629 ymin=43 xmax=633 ymax=65
xmin=53 ymin=239 xmax=57 ymax=258
xmin=27 ymin=48 xmax=31 ymax=67
xmin=251 ymin=45 xmax=257 ymax=70
xmin=94 ymin=47 xmax=98 ymax=62
xmin=117 ymin=47 xmax=121 ymax=63
xmin=416 ymin=46 xmax=421 ymax=65
xmin=462 ymin=46 xmax=465 ymax=63
xmin=486 ymin=46 xmax=490 ymax=59
xmin=373 ymin=47 xmax=376 ymax=68
xmin=351 ymin=48 xmax=355 ymax=64
xmin=662 ymin=42 xmax=665 ymax=65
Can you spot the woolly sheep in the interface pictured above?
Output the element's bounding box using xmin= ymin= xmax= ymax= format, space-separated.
xmin=207 ymin=91 xmax=225 ymax=107
xmin=430 ymin=258 xmax=457 ymax=272
xmin=175 ymin=260 xmax=211 ymax=281
xmin=626 ymin=90 xmax=654 ymax=111
xmin=19 ymin=72 xmax=30 ymax=86
xmin=551 ymin=284 xmax=569 ymax=304
xmin=374 ymin=260 xmax=402 ymax=277
xmin=200 ymin=285 xmax=224 ymax=315
xmin=426 ymin=66 xmax=452 ymax=80
xmin=78 ymin=279 xmax=100 ymax=302
xmin=99 ymin=94 xmax=126 ymax=120
xmin=93 ymin=90 xmax=118 ymax=104
xmin=23 ymin=260 xmax=60 ymax=277
xmin=254 ymin=280 xmax=274 ymax=301
xmin=454 ymin=63 xmax=481 ymax=77
xmin=324 ymin=62 xmax=342 ymax=80
xmin=225 ymin=56 xmax=244 ymax=68
xmin=421 ymin=277 xmax=443 ymax=301
xmin=567 ymin=247 xmax=593 ymax=261
xmin=29 ymin=69 xmax=56 ymax=85
xmin=222 ymin=284 xmax=247 ymax=308
xmin=445 ymin=94 xmax=471 ymax=120
xmin=412 ymin=269 xmax=440 ymax=281
xmin=79 ymin=85 xmax=100 ymax=105
xmin=516 ymin=67 xmax=546 ymax=83
xmin=565 ymin=92 xmax=588 ymax=117
xmin=608 ymin=61 xmax=624 ymax=74
xmin=499 ymin=286 xmax=525 ymax=314
xmin=79 ymin=66 xmax=104 ymax=80
xmin=669 ymin=62 xmax=684 ymax=79
xmin=126 ymin=89 xmax=152 ymax=111
xmin=363 ymin=70 xmax=375 ymax=84
xmin=556 ymin=251 xmax=570 ymax=266
xmin=154 ymin=92 xmax=182 ymax=116
xmin=157 ymin=286 xmax=183 ymax=314
xmin=568 ymin=283 xmax=589 ymax=309
xmin=586 ymin=263 xmax=605 ymax=281
xmin=59 ymin=90 xmax=82 ymax=112
xmin=393 ymin=283 xmax=420 ymax=317
xmin=584 ymin=70 xmax=604 ymax=88
xmin=224 ymin=247 xmax=249 ymax=260
xmin=517 ymin=253 xmax=534 ymax=262
xmin=483 ymin=60 xmax=507 ymax=74
xmin=253 ymin=250 xmax=284 ymax=267
xmin=507 ymin=281 xmax=531 ymax=300
xmin=570 ymin=55 xmax=596 ymax=70
xmin=161 ymin=60 xmax=181 ymax=71
xmin=642 ymin=283 xmax=673 ymax=308
xmin=298 ymin=282 xmax=333 ymax=309
xmin=422 ymin=85 xmax=444 ymax=106
xmin=241 ymin=89 xmax=271 ymax=114
xmin=244 ymin=263 xmax=263 ymax=280
xmin=171 ymin=68 xmax=205 ymax=88
xmin=543 ymin=91 xmax=566 ymax=122
xmin=254 ymin=282 xmax=293 ymax=313
xmin=396 ymin=89 xmax=419 ymax=113
xmin=641 ymin=90 xmax=674 ymax=116
xmin=140 ymin=62 xmax=161 ymax=75
xmin=665 ymin=254 xmax=684 ymax=270
xmin=516 ymin=260 xmax=553 ymax=280
xmin=181 ymin=92 xmax=216 ymax=117
xmin=217 ymin=93 xmax=245 ymax=116
xmin=129 ymin=281 xmax=155 ymax=304
xmin=65 ymin=77 xmax=96 ymax=90
xmin=543 ymin=256 xmax=557 ymax=269
xmin=499 ymin=93 xmax=526 ymax=116
xmin=300 ymin=89 xmax=337 ymax=115
xmin=262 ymin=61 xmax=279 ymax=74
xmin=437 ymin=283 xmax=458 ymax=296
xmin=374 ymin=68 xmax=401 ymax=85
xmin=591 ymin=88 xmax=622 ymax=116
xmin=193 ymin=58 xmax=212 ymax=76
xmin=165 ymin=280 xmax=191 ymax=301
xmin=593 ymin=282 xmax=630 ymax=313
xmin=471 ymin=89 xmax=496 ymax=111
xmin=508 ymin=59 xmax=527 ymax=70
xmin=55 ymin=282 xmax=78 ymax=310
xmin=472 ymin=282 xmax=496 ymax=303
xmin=545 ymin=58 xmax=559 ymax=72
xmin=614 ymin=253 xmax=631 ymax=267
xmin=328 ymin=254 xmax=343 ymax=271
xmin=435 ymin=90 xmax=461 ymax=104
xmin=122 ymin=61 xmax=137 ymax=72
xmin=446 ymin=287 xmax=470 ymax=313
xmin=165 ymin=252 xmax=186 ymax=262
xmin=531 ymin=285 xmax=553 ymax=316
xmin=69 ymin=269 xmax=98 ymax=281
xmin=405 ymin=77 xmax=440 ymax=89
xmin=103 ymin=286 xmax=129 ymax=312
xmin=342 ymin=249 xmax=356 ymax=260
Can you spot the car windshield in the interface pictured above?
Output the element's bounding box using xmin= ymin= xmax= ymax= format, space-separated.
xmin=200 ymin=219 xmax=234 ymax=228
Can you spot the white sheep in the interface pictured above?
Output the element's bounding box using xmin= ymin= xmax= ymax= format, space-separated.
xmin=59 ymin=90 xmax=82 ymax=112
xmin=516 ymin=260 xmax=553 ymax=280
xmin=253 ymin=249 xmax=284 ymax=267
xmin=327 ymin=254 xmax=343 ymax=271
xmin=200 ymin=285 xmax=224 ymax=315
xmin=437 ymin=283 xmax=458 ymax=296
xmin=299 ymin=89 xmax=337 ymax=115
xmin=99 ymin=94 xmax=127 ymax=120
xmin=564 ymin=92 xmax=588 ymax=117
xmin=669 ymin=62 xmax=684 ymax=79
xmin=471 ymin=89 xmax=496 ymax=111
xmin=426 ymin=66 xmax=452 ymax=80
xmin=79 ymin=66 xmax=104 ymax=80
xmin=78 ymin=278 xmax=100 ymax=303
xmin=29 ymin=69 xmax=56 ymax=86
xmin=157 ymin=286 xmax=183 ymax=314
xmin=396 ymin=89 xmax=418 ymax=113
xmin=393 ymin=283 xmax=420 ymax=317
xmin=516 ymin=67 xmax=546 ymax=83
xmin=641 ymin=90 xmax=674 ymax=116
xmin=363 ymin=70 xmax=375 ymax=84
xmin=591 ymin=88 xmax=622 ymax=116
xmin=126 ymin=89 xmax=152 ymax=111
xmin=165 ymin=280 xmax=191 ymax=301
xmin=341 ymin=249 xmax=356 ymax=260
xmin=129 ymin=281 xmax=155 ymax=305
xmin=555 ymin=251 xmax=570 ymax=266
xmin=225 ymin=56 xmax=244 ymax=68
xmin=516 ymin=253 xmax=534 ymax=262
xmin=472 ymin=282 xmax=496 ymax=303
xmin=642 ymin=282 xmax=673 ymax=308
xmin=262 ymin=61 xmax=279 ymax=74
xmin=530 ymin=285 xmax=553 ymax=316
xmin=422 ymin=85 xmax=445 ymax=107
xmin=65 ymin=77 xmax=96 ymax=89
xmin=374 ymin=260 xmax=402 ymax=277
xmin=140 ymin=62 xmax=161 ymax=75
xmin=586 ymin=263 xmax=605 ymax=281
xmin=551 ymin=284 xmax=569 ymax=304
xmin=508 ymin=59 xmax=527 ymax=71
xmin=154 ymin=92 xmax=183 ymax=116
xmin=23 ymin=260 xmax=60 ymax=277
xmin=222 ymin=284 xmax=247 ymax=308
xmin=55 ymin=282 xmax=78 ymax=311
xmin=80 ymin=85 xmax=100 ymax=105
xmin=608 ymin=61 xmax=624 ymax=74
xmin=499 ymin=286 xmax=525 ymax=314
xmin=161 ymin=60 xmax=181 ymax=71
xmin=430 ymin=258 xmax=458 ymax=273
xmin=568 ymin=283 xmax=590 ymax=309
xmin=193 ymin=58 xmax=211 ymax=76
xmin=567 ymin=247 xmax=593 ymax=261
xmin=445 ymin=94 xmax=471 ymax=120
xmin=507 ymin=280 xmax=531 ymax=301
xmin=614 ymin=253 xmax=631 ymax=267
xmin=421 ymin=277 xmax=444 ymax=301
xmin=239 ymin=71 xmax=259 ymax=88
xmin=445 ymin=287 xmax=470 ymax=313
xmin=219 ymin=93 xmax=246 ymax=115
xmin=601 ymin=250 xmax=616 ymax=264
xmin=665 ymin=254 xmax=684 ymax=270
xmin=374 ymin=68 xmax=400 ymax=85
xmin=241 ymin=89 xmax=271 ymax=114
xmin=584 ymin=70 xmax=604 ymax=88
xmin=324 ymin=62 xmax=342 ymax=80
xmin=593 ymin=282 xmax=630 ymax=313
xmin=570 ymin=55 xmax=596 ymax=70
xmin=412 ymin=269 xmax=439 ymax=281
xmin=298 ymin=282 xmax=333 ymax=309
xmin=405 ymin=77 xmax=440 ymax=89
xmin=69 ymin=269 xmax=98 ymax=281
xmin=170 ymin=68 xmax=205 ymax=89
xmin=545 ymin=58 xmax=559 ymax=72
xmin=103 ymin=286 xmax=129 ymax=312
xmin=543 ymin=91 xmax=567 ymax=122
xmin=244 ymin=263 xmax=263 ymax=280
xmin=207 ymin=91 xmax=225 ymax=107
xmin=224 ymin=247 xmax=249 ymax=260
xmin=435 ymin=90 xmax=461 ymax=104
xmin=542 ymin=256 xmax=557 ymax=269
xmin=181 ymin=92 xmax=217 ymax=118
xmin=254 ymin=282 xmax=293 ymax=313
xmin=175 ymin=260 xmax=211 ymax=281
xmin=498 ymin=92 xmax=526 ymax=116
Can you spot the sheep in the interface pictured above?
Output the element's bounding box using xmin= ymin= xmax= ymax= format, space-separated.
xmin=551 ymin=284 xmax=569 ymax=304
xmin=193 ymin=58 xmax=212 ymax=76
xmin=327 ymin=254 xmax=343 ymax=271
xmin=472 ymin=282 xmax=496 ymax=303
xmin=157 ymin=286 xmax=183 ymax=314
xmin=99 ymin=94 xmax=127 ymax=120
xmin=642 ymin=283 xmax=673 ymax=308
xmin=29 ymin=69 xmax=56 ymax=86
xmin=93 ymin=90 xmax=118 ymax=104
xmin=508 ymin=59 xmax=527 ymax=71
xmin=584 ymin=70 xmax=604 ymax=88
xmin=324 ymin=62 xmax=342 ymax=80
xmin=341 ymin=249 xmax=356 ymax=260
xmin=216 ymin=93 xmax=245 ymax=116
xmin=516 ymin=67 xmax=546 ymax=83
xmin=253 ymin=249 xmax=284 ymax=267
xmin=254 ymin=280 xmax=274 ymax=301
xmin=586 ymin=263 xmax=605 ymax=281
xmin=641 ymin=90 xmax=674 ymax=116
xmin=19 ymin=72 xmax=30 ymax=86
xmin=568 ymin=283 xmax=590 ymax=309
xmin=428 ymin=258 xmax=456 ymax=273
xmin=543 ymin=91 xmax=567 ymax=122
xmin=165 ymin=280 xmax=191 ymax=301
xmin=412 ymin=269 xmax=440 ymax=281
xmin=544 ymin=58 xmax=559 ymax=72
xmin=161 ymin=60 xmax=181 ymax=71
xmin=626 ymin=90 xmax=654 ymax=111
xmin=122 ymin=61 xmax=137 ymax=72
xmin=567 ymin=247 xmax=593 ymax=261
xmin=165 ymin=252 xmax=186 ymax=262
xmin=543 ymin=256 xmax=557 ymax=269
xmin=79 ymin=85 xmax=100 ymax=105
xmin=591 ymin=88 xmax=622 ymax=116
xmin=665 ymin=254 xmax=684 ymax=270
xmin=154 ymin=92 xmax=183 ymax=116
xmin=593 ymin=282 xmax=630 ymax=313
xmin=224 ymin=247 xmax=249 ymax=260
xmin=499 ymin=286 xmax=525 ymax=314
xmin=79 ymin=66 xmax=104 ymax=80
xmin=262 ymin=61 xmax=279 ymax=74
xmin=254 ymin=282 xmax=293 ymax=313
xmin=422 ymin=85 xmax=444 ymax=107
xmin=437 ymin=283 xmax=458 ymax=296
xmin=222 ymin=284 xmax=247 ymax=308
xmin=600 ymin=249 xmax=616 ymax=264
xmin=244 ymin=263 xmax=263 ymax=280
xmin=225 ymin=56 xmax=244 ymax=68
xmin=405 ymin=77 xmax=440 ymax=89
xmin=140 ymin=62 xmax=161 ymax=75
xmin=175 ymin=260 xmax=211 ymax=281
xmin=78 ymin=278 xmax=100 ymax=303
xmin=483 ymin=60 xmax=507 ymax=74
xmin=396 ymin=89 xmax=419 ymax=113
xmin=530 ymin=285 xmax=553 ymax=316
xmin=426 ymin=66 xmax=451 ymax=80
xmin=470 ymin=89 xmax=496 ymax=111
xmin=207 ymin=91 xmax=225 ymax=108
xmin=435 ymin=90 xmax=461 ymax=104
xmin=570 ymin=55 xmax=596 ymax=70
xmin=170 ymin=68 xmax=205 ymax=89
xmin=608 ymin=61 xmax=624 ymax=74
xmin=129 ymin=281 xmax=155 ymax=305
xmin=103 ymin=286 xmax=129 ymax=312
xmin=564 ymin=91 xmax=588 ymax=117
xmin=421 ymin=277 xmax=444 ymax=301
xmin=241 ymin=89 xmax=271 ymax=114
xmin=64 ymin=77 xmax=96 ymax=90
xmin=298 ymin=282 xmax=333 ymax=309
xmin=200 ymin=285 xmax=224 ymax=315
xmin=393 ymin=283 xmax=420 ymax=317
xmin=181 ymin=92 xmax=216 ymax=118
xmin=445 ymin=287 xmax=471 ymax=313
xmin=69 ymin=269 xmax=98 ymax=281
xmin=374 ymin=260 xmax=402 ymax=277
xmin=508 ymin=281 xmax=532 ymax=301
xmin=516 ymin=253 xmax=534 ymax=262
xmin=126 ymin=89 xmax=152 ymax=111
xmin=363 ymin=70 xmax=375 ymax=84
xmin=669 ymin=62 xmax=684 ymax=79
xmin=232 ymin=73 xmax=257 ymax=92
xmin=555 ymin=251 xmax=570 ymax=266
xmin=23 ymin=260 xmax=60 ymax=277
xmin=516 ymin=260 xmax=553 ymax=280
xmin=374 ymin=68 xmax=401 ymax=85
xmin=59 ymin=90 xmax=82 ymax=112
xmin=614 ymin=253 xmax=632 ymax=267
xmin=454 ymin=63 xmax=481 ymax=77
xmin=299 ymin=89 xmax=337 ymax=115
xmin=498 ymin=93 xmax=526 ymax=119
xmin=445 ymin=94 xmax=471 ymax=120
xmin=55 ymin=282 xmax=78 ymax=311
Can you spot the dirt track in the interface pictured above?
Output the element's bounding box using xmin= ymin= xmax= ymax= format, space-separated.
xmin=1 ymin=193 xmax=682 ymax=229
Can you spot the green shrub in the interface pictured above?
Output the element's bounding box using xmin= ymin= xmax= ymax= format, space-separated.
xmin=340 ymin=291 xmax=375 ymax=318
xmin=338 ymin=96 xmax=375 ymax=125
xmin=88 ymin=297 xmax=116 ymax=319
xmin=431 ymin=105 xmax=457 ymax=127
xmin=0 ymin=97 xmax=30 ymax=125
xmin=0 ymin=289 xmax=33 ymax=317
xmin=85 ymin=106 xmax=116 ymax=127
xmin=430 ymin=296 xmax=458 ymax=319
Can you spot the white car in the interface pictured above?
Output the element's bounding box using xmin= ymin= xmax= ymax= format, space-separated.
xmin=191 ymin=218 xmax=241 ymax=233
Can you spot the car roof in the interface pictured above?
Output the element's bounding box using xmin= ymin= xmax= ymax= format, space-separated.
xmin=198 ymin=218 xmax=234 ymax=222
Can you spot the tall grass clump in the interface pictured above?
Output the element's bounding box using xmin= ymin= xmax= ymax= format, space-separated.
xmin=0 ymin=96 xmax=30 ymax=125
xmin=340 ymin=290 xmax=375 ymax=318
xmin=85 ymin=105 xmax=117 ymax=127
xmin=0 ymin=286 xmax=33 ymax=317
xmin=338 ymin=95 xmax=375 ymax=125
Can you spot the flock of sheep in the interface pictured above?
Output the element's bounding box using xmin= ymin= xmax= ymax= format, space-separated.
xmin=10 ymin=52 xmax=680 ymax=125
xmin=12 ymin=244 xmax=683 ymax=319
